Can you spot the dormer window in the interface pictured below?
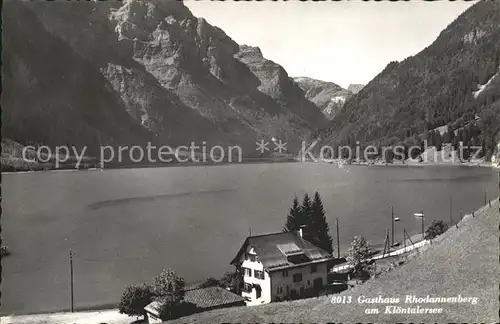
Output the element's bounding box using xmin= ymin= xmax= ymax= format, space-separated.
xmin=247 ymin=246 xmax=257 ymax=262
xmin=277 ymin=243 xmax=310 ymax=264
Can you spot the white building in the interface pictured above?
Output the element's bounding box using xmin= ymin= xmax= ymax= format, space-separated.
xmin=230 ymin=230 xmax=334 ymax=306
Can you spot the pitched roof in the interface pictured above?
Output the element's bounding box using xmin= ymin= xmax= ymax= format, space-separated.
xmin=184 ymin=286 xmax=245 ymax=309
xmin=230 ymin=231 xmax=332 ymax=271
xmin=145 ymin=286 xmax=245 ymax=315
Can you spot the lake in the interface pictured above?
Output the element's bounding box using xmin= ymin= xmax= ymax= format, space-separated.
xmin=1 ymin=163 xmax=498 ymax=314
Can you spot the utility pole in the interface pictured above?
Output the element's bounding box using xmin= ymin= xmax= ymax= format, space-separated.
xmin=403 ymin=228 xmax=406 ymax=252
xmin=382 ymin=230 xmax=390 ymax=258
xmin=421 ymin=209 xmax=424 ymax=240
xmin=413 ymin=211 xmax=425 ymax=240
xmin=404 ymin=228 xmax=414 ymax=247
xmin=336 ymin=218 xmax=340 ymax=259
xmin=449 ymin=195 xmax=452 ymax=226
xmin=69 ymin=249 xmax=74 ymax=313
xmin=391 ymin=206 xmax=395 ymax=248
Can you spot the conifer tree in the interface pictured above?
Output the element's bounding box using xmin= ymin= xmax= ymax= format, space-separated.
xmin=283 ymin=196 xmax=302 ymax=232
xmin=449 ymin=126 xmax=455 ymax=144
xmin=428 ymin=131 xmax=435 ymax=146
xmin=310 ymin=192 xmax=334 ymax=254
xmin=299 ymin=193 xmax=314 ymax=232
xmin=435 ymin=131 xmax=443 ymax=151
xmin=452 ymin=134 xmax=459 ymax=151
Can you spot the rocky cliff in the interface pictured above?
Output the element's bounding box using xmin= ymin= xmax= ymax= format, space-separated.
xmin=2 ymin=0 xmax=328 ymax=166
xmin=293 ymin=77 xmax=353 ymax=120
xmin=347 ymin=84 xmax=364 ymax=94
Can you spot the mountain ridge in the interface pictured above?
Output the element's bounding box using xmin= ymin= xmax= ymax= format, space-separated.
xmin=2 ymin=0 xmax=329 ymax=168
xmin=317 ymin=0 xmax=500 ymax=161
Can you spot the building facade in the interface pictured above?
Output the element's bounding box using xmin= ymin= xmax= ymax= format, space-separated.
xmin=231 ymin=231 xmax=333 ymax=306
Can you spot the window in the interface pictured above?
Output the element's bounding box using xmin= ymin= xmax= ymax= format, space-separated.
xmin=243 ymin=267 xmax=252 ymax=277
xmin=307 ymin=280 xmax=311 ymax=286
xmin=249 ymin=254 xmax=257 ymax=262
xmin=311 ymin=264 xmax=317 ymax=273
xmin=282 ymin=270 xmax=288 ymax=277
xmin=293 ymin=273 xmax=303 ymax=283
xmin=254 ymin=270 xmax=265 ymax=280
xmin=243 ymin=283 xmax=253 ymax=293
xmin=255 ymin=285 xmax=262 ymax=299
xmin=277 ymin=286 xmax=283 ymax=294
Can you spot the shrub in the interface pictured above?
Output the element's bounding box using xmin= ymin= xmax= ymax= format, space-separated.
xmin=219 ymin=271 xmax=242 ymax=293
xmin=424 ymin=220 xmax=449 ymax=239
xmin=347 ymin=236 xmax=371 ymax=266
xmin=150 ymin=269 xmax=185 ymax=301
xmin=347 ymin=236 xmax=374 ymax=283
xmin=118 ymin=284 xmax=153 ymax=320
xmin=199 ymin=277 xmax=220 ymax=288
xmin=158 ymin=299 xmax=197 ymax=321
xmin=1 ymin=245 xmax=11 ymax=257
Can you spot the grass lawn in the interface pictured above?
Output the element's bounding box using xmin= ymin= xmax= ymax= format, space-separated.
xmin=168 ymin=200 xmax=499 ymax=323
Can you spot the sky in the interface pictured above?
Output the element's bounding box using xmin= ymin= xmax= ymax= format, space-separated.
xmin=185 ymin=0 xmax=477 ymax=89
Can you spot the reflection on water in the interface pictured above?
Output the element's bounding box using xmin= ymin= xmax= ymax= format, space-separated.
xmin=88 ymin=188 xmax=240 ymax=210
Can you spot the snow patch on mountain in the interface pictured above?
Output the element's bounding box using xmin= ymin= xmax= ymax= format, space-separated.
xmin=473 ymin=66 xmax=499 ymax=99
xmin=330 ymin=96 xmax=346 ymax=104
xmin=463 ymin=28 xmax=486 ymax=44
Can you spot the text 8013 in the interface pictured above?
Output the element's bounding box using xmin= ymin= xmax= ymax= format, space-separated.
xmin=330 ymin=296 xmax=352 ymax=304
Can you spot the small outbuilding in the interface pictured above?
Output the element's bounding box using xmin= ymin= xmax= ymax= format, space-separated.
xmin=145 ymin=286 xmax=246 ymax=323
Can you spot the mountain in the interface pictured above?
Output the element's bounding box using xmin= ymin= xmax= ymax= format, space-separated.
xmin=347 ymin=84 xmax=364 ymax=94
xmin=293 ymin=77 xmax=353 ymax=120
xmin=2 ymin=0 xmax=327 ymax=168
xmin=317 ymin=0 xmax=500 ymax=161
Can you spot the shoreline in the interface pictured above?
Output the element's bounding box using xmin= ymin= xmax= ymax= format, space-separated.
xmin=2 ymin=158 xmax=499 ymax=175
xmin=317 ymin=157 xmax=500 ymax=170
xmin=0 ymin=156 xmax=299 ymax=174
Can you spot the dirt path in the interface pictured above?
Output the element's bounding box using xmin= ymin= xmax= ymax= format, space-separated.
xmin=1 ymin=309 xmax=136 ymax=324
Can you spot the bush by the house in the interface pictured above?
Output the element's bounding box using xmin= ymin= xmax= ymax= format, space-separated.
xmin=150 ymin=269 xmax=185 ymax=300
xmin=424 ymin=220 xmax=449 ymax=239
xmin=158 ymin=298 xmax=198 ymax=321
xmin=118 ymin=284 xmax=153 ymax=320
xmin=347 ymin=236 xmax=373 ymax=283
xmin=347 ymin=236 xmax=371 ymax=265
xmin=199 ymin=277 xmax=220 ymax=288
xmin=219 ymin=271 xmax=242 ymax=293
xmin=119 ymin=269 xmax=189 ymax=321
